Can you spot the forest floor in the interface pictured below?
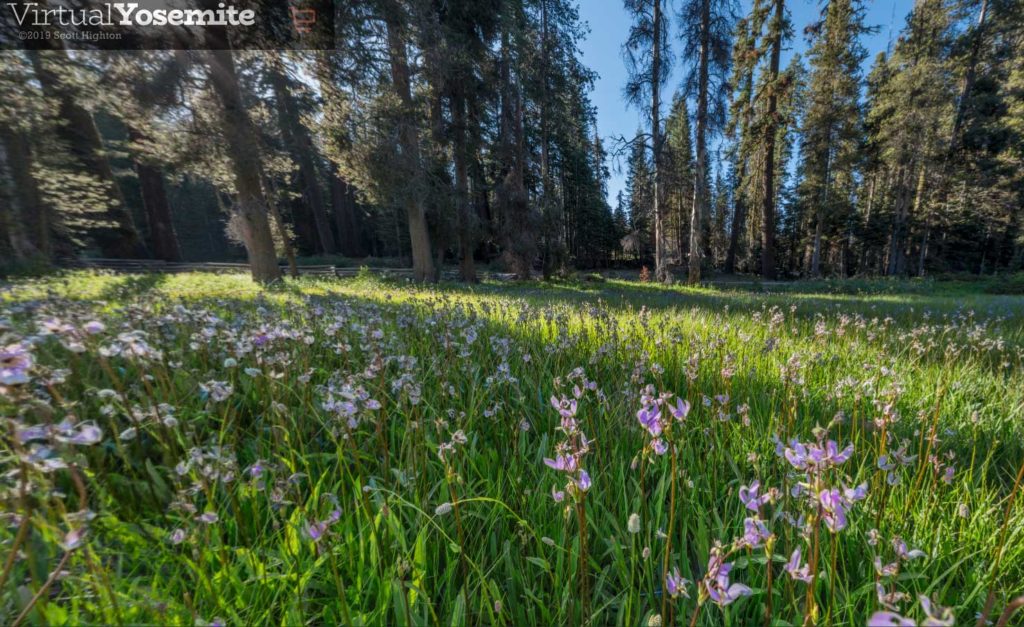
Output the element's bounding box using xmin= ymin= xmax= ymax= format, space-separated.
xmin=1 ymin=271 xmax=1023 ymax=625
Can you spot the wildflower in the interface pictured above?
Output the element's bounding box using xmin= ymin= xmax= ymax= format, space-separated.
xmin=628 ymin=513 xmax=641 ymax=534
xmin=170 ymin=528 xmax=186 ymax=544
xmin=941 ymin=466 xmax=955 ymax=484
xmin=874 ymin=556 xmax=899 ymax=578
xmin=83 ymin=320 xmax=106 ymax=335
xmin=784 ymin=439 xmax=854 ymax=472
xmin=637 ymin=405 xmax=662 ymax=437
xmin=892 ymin=537 xmax=926 ymax=561
xmin=669 ymin=397 xmax=690 ymax=421
xmin=551 ymin=486 xmax=566 ymax=502
xmin=0 ymin=342 xmax=33 ymax=385
xmin=197 ymin=511 xmax=219 ymax=524
xmin=784 ymin=547 xmax=813 ymax=583
xmin=738 ymin=517 xmax=773 ymax=549
xmin=876 ymin=583 xmax=909 ymax=610
xmin=54 ymin=421 xmax=103 ymax=446
xmin=919 ymin=595 xmax=954 ymax=626
xmin=200 ymin=380 xmax=233 ymax=403
xmin=703 ymin=551 xmax=752 ymax=607
xmin=867 ymin=611 xmax=915 ymax=626
xmin=665 ymin=567 xmax=690 ymax=598
xmin=652 ymin=438 xmax=668 ymax=455
xmin=739 ymin=480 xmax=770 ymax=512
xmin=61 ymin=528 xmax=86 ymax=551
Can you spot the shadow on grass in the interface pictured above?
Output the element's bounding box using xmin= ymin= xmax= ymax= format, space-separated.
xmin=97 ymin=273 xmax=170 ymax=301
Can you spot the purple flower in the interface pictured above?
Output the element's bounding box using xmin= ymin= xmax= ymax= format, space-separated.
xmin=543 ymin=454 xmax=578 ymax=473
xmin=868 ymin=611 xmax=916 ymax=626
xmin=551 ymin=396 xmax=578 ymax=419
xmin=739 ymin=480 xmax=770 ymax=512
xmin=704 ymin=553 xmax=752 ymax=606
xmin=844 ymin=483 xmax=869 ymax=503
xmin=551 ymin=486 xmax=566 ymax=503
xmin=892 ymin=537 xmax=926 ymax=561
xmin=83 ymin=321 xmax=106 ymax=335
xmin=784 ymin=439 xmax=854 ymax=472
xmin=637 ymin=405 xmax=662 ymax=437
xmin=652 ymin=438 xmax=668 ymax=456
xmin=739 ymin=517 xmax=772 ymax=549
xmin=61 ymin=528 xmax=86 ymax=551
xmin=784 ymin=547 xmax=812 ymax=583
xmin=576 ymin=469 xmax=591 ymax=492
xmin=305 ymin=520 xmax=329 ymax=541
xmin=52 ymin=421 xmax=103 ymax=446
xmin=919 ymin=594 xmax=955 ymax=626
xmin=669 ymin=398 xmax=691 ymax=421
xmin=819 ymin=488 xmax=849 ymax=532
xmin=197 ymin=511 xmax=219 ymax=524
xmin=0 ymin=342 xmax=33 ymax=385
xmin=665 ymin=566 xmax=690 ymax=599
xmin=941 ymin=466 xmax=955 ymax=484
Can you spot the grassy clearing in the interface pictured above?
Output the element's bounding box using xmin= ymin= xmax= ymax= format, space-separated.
xmin=1 ymin=271 xmax=1023 ymax=626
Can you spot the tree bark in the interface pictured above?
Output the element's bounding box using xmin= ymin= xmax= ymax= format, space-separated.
xmin=383 ymin=2 xmax=436 ymax=282
xmin=724 ymin=161 xmax=747 ymax=274
xmin=331 ymin=173 xmax=365 ymax=257
xmin=0 ymin=127 xmax=48 ymax=259
xmin=203 ymin=48 xmax=282 ymax=283
xmin=451 ymin=87 xmax=478 ymax=282
xmin=652 ymin=0 xmax=670 ymax=283
xmin=497 ymin=17 xmax=535 ymax=280
xmin=759 ymin=0 xmax=784 ymax=280
xmin=128 ymin=129 xmax=181 ymax=262
xmin=688 ymin=0 xmax=711 ymax=285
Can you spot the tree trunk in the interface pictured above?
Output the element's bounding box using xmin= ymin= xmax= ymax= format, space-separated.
xmin=267 ymin=65 xmax=336 ymax=255
xmin=688 ymin=0 xmax=711 ymax=285
xmin=331 ymin=173 xmax=364 ymax=257
xmin=724 ymin=161 xmax=747 ymax=274
xmin=451 ymin=87 xmax=478 ymax=282
xmin=911 ymin=166 xmax=928 ymax=277
xmin=383 ymin=3 xmax=435 ymax=282
xmin=29 ymin=50 xmax=144 ymax=259
xmin=497 ymin=17 xmax=535 ymax=280
xmin=0 ymin=127 xmax=48 ymax=259
xmin=887 ymin=167 xmax=912 ymax=276
xmin=203 ymin=48 xmax=282 ymax=283
xmin=759 ymin=0 xmax=784 ymax=280
xmin=128 ymin=129 xmax=181 ymax=262
xmin=652 ymin=0 xmax=670 ymax=283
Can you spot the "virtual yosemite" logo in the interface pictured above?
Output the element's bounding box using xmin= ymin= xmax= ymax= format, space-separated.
xmin=6 ymin=2 xmax=257 ymax=27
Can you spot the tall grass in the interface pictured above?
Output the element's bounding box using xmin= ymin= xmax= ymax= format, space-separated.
xmin=0 ymin=271 xmax=1022 ymax=625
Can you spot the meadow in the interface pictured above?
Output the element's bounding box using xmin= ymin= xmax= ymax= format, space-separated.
xmin=1 ymin=271 xmax=1023 ymax=626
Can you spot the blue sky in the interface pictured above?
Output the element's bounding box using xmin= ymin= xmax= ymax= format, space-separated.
xmin=577 ymin=0 xmax=914 ymax=206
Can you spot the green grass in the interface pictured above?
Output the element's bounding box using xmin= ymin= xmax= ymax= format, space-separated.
xmin=1 ymin=271 xmax=1022 ymax=626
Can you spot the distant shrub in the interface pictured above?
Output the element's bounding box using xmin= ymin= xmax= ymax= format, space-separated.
xmin=984 ymin=273 xmax=1024 ymax=295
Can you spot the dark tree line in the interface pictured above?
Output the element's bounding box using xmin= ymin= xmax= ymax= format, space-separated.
xmin=1 ymin=0 xmax=1021 ymax=282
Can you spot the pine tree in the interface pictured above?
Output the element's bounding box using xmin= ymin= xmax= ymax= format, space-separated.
xmin=797 ymin=0 xmax=871 ymax=276
xmin=679 ymin=0 xmax=734 ymax=283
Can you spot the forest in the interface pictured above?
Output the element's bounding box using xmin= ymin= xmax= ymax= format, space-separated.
xmin=0 ymin=0 xmax=1020 ymax=283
